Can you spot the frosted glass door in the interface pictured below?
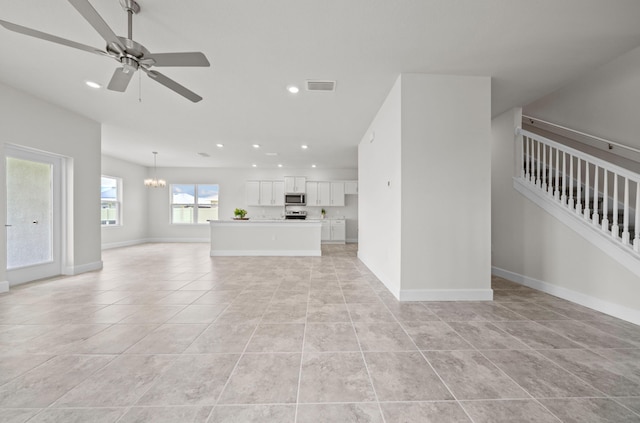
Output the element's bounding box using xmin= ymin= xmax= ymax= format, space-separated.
xmin=6 ymin=146 xmax=61 ymax=284
xmin=6 ymin=157 xmax=53 ymax=268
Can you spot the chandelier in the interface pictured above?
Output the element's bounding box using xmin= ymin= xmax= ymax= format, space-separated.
xmin=144 ymin=151 xmax=166 ymax=188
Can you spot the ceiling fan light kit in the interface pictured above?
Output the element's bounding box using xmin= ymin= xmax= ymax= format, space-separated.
xmin=0 ymin=0 xmax=210 ymax=102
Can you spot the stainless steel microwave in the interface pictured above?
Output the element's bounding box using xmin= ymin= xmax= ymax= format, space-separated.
xmin=285 ymin=193 xmax=306 ymax=205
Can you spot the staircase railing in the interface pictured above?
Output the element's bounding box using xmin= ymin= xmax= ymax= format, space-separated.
xmin=516 ymin=127 xmax=640 ymax=255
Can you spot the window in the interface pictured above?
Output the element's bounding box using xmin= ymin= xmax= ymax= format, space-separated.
xmin=171 ymin=184 xmax=219 ymax=224
xmin=101 ymin=176 xmax=121 ymax=226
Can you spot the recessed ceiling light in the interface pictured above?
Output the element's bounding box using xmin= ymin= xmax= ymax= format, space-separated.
xmin=252 ymin=164 xmax=257 ymax=168
xmin=311 ymin=164 xmax=317 ymax=168
xmin=197 ymin=152 xmax=210 ymax=157
xmin=252 ymin=144 xmax=261 ymax=149
xmin=287 ymin=85 xmax=299 ymax=94
xmin=277 ymin=164 xmax=283 ymax=168
xmin=216 ymin=143 xmax=224 ymax=148
xmin=301 ymin=145 xmax=308 ymax=149
xmin=85 ymin=81 xmax=101 ymax=89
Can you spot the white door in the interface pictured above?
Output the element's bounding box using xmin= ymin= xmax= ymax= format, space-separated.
xmin=6 ymin=146 xmax=62 ymax=284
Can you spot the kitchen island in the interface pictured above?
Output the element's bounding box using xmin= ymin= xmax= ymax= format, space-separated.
xmin=210 ymin=219 xmax=322 ymax=256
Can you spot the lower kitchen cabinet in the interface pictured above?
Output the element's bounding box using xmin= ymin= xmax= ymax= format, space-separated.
xmin=321 ymin=219 xmax=345 ymax=243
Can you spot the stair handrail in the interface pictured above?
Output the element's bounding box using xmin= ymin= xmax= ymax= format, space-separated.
xmin=522 ymin=115 xmax=640 ymax=155
xmin=516 ymin=127 xmax=640 ymax=182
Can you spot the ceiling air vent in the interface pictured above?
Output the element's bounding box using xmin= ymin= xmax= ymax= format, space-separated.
xmin=306 ymin=80 xmax=336 ymax=92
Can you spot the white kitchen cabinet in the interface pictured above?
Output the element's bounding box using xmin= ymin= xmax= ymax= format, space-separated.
xmin=245 ymin=181 xmax=261 ymax=206
xmin=247 ymin=180 xmax=284 ymax=206
xmin=344 ymin=181 xmax=358 ymax=195
xmin=306 ymin=182 xmax=318 ymax=206
xmin=318 ymin=182 xmax=331 ymax=206
xmin=330 ymin=182 xmax=345 ymax=206
xmin=321 ymin=219 xmax=345 ymax=243
xmin=284 ymin=176 xmax=306 ymax=193
xmin=320 ymin=220 xmax=331 ymax=241
xmin=272 ymin=181 xmax=285 ymax=205
xmin=306 ymin=181 xmax=344 ymax=206
xmin=331 ymin=219 xmax=346 ymax=242
xmin=306 ymin=181 xmax=330 ymax=206
xmin=260 ymin=181 xmax=285 ymax=206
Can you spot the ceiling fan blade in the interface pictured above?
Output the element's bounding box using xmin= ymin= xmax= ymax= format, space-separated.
xmin=0 ymin=19 xmax=108 ymax=56
xmin=142 ymin=69 xmax=203 ymax=102
xmin=143 ymin=52 xmax=210 ymax=67
xmin=67 ymin=0 xmax=125 ymax=53
xmin=107 ymin=67 xmax=134 ymax=92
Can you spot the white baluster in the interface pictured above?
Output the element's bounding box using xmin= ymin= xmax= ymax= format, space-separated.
xmin=576 ymin=158 xmax=582 ymax=215
xmin=602 ymin=170 xmax=609 ymax=232
xmin=521 ymin=135 xmax=525 ymax=178
xmin=569 ymin=155 xmax=575 ymax=209
xmin=592 ymin=165 xmax=599 ymax=225
xmin=542 ymin=143 xmax=547 ymax=191
xmin=583 ymin=162 xmax=590 ymax=220
xmin=561 ymin=151 xmax=567 ymax=204
xmin=622 ymin=177 xmax=630 ymax=245
xmin=536 ymin=140 xmax=541 ymax=186
xmin=635 ymin=182 xmax=640 ymax=252
xmin=612 ymin=174 xmax=619 ymax=239
xmin=554 ymin=147 xmax=560 ymax=200
xmin=527 ymin=137 xmax=532 ymax=182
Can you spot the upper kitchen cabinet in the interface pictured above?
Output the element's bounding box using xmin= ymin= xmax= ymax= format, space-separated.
xmin=344 ymin=181 xmax=358 ymax=195
xmin=245 ymin=181 xmax=261 ymax=206
xmin=246 ymin=180 xmax=284 ymax=206
xmin=330 ymin=182 xmax=345 ymax=206
xmin=306 ymin=181 xmax=344 ymax=206
xmin=261 ymin=181 xmax=285 ymax=206
xmin=284 ymin=176 xmax=306 ymax=194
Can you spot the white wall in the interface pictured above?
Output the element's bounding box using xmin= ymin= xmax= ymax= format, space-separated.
xmin=525 ymin=45 xmax=640 ymax=151
xmin=146 ymin=167 xmax=358 ymax=242
xmin=0 ymin=82 xmax=102 ymax=282
xmin=358 ymin=77 xmax=403 ymax=297
xmin=358 ymin=74 xmax=492 ymax=300
xmin=401 ymin=74 xmax=492 ymax=294
xmin=492 ymin=108 xmax=640 ymax=315
xmin=101 ymin=155 xmax=149 ymax=248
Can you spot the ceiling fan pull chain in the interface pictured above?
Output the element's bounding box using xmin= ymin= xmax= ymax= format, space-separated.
xmin=138 ymin=70 xmax=142 ymax=103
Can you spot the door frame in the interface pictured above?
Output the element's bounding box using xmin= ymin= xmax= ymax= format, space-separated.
xmin=5 ymin=144 xmax=66 ymax=285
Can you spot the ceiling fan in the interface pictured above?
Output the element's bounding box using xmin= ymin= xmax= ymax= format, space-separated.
xmin=0 ymin=0 xmax=210 ymax=102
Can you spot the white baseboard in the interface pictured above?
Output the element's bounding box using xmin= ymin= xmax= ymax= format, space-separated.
xmin=357 ymin=251 xmax=400 ymax=299
xmin=64 ymin=260 xmax=103 ymax=276
xmin=0 ymin=281 xmax=8 ymax=293
xmin=101 ymin=239 xmax=148 ymax=250
xmin=399 ymin=289 xmax=494 ymax=302
xmin=492 ymin=266 xmax=640 ymax=325
xmin=146 ymin=238 xmax=209 ymax=243
xmin=210 ymin=250 xmax=322 ymax=257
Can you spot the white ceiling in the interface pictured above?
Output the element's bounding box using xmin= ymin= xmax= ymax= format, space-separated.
xmin=1 ymin=0 xmax=640 ymax=168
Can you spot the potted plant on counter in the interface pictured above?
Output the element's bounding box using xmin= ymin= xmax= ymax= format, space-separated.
xmin=321 ymin=208 xmax=326 ymax=219
xmin=234 ymin=208 xmax=248 ymax=220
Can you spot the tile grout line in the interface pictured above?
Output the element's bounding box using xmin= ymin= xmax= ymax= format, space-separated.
xmin=341 ymin=281 xmax=390 ymax=423
xmin=292 ymin=275 xmax=312 ymax=423
xmin=374 ymin=297 xmax=477 ymax=423
xmin=205 ymin=280 xmax=279 ymax=422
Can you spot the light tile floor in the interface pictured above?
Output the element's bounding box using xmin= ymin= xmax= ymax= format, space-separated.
xmin=1 ymin=243 xmax=640 ymax=422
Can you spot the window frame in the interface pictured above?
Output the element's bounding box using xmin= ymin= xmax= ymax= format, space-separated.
xmin=170 ymin=183 xmax=219 ymax=225
xmin=101 ymin=175 xmax=122 ymax=227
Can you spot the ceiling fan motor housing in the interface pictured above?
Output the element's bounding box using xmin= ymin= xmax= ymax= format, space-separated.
xmin=119 ymin=0 xmax=140 ymax=14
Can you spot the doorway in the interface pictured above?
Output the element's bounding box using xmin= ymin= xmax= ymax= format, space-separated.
xmin=5 ymin=146 xmax=63 ymax=284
